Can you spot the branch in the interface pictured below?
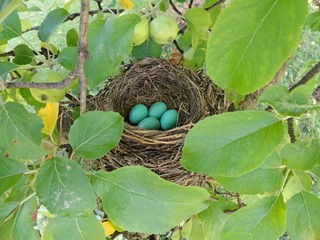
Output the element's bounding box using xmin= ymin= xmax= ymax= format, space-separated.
xmin=289 ymin=61 xmax=320 ymax=92
xmin=4 ymin=71 xmax=77 ymax=89
xmin=188 ymin=0 xmax=194 ymax=9
xmin=22 ymin=8 xmax=122 ymax=34
xmin=287 ymin=117 xmax=296 ymax=143
xmin=77 ymin=0 xmax=90 ymax=115
xmin=169 ymin=0 xmax=182 ymax=15
xmin=204 ymin=0 xmax=225 ymax=11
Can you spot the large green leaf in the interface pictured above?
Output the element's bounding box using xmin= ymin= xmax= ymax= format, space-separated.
xmin=0 ymin=102 xmax=45 ymax=160
xmin=181 ymin=111 xmax=284 ymax=177
xmin=280 ymin=138 xmax=320 ymax=170
xmin=283 ymin=171 xmax=311 ymax=202
xmin=0 ymin=195 xmax=40 ymax=240
xmin=69 ymin=111 xmax=124 ymax=159
xmin=0 ymin=156 xmax=27 ymax=195
xmin=42 ymin=214 xmax=105 ymax=240
xmin=38 ymin=8 xmax=69 ymax=42
xmin=221 ymin=195 xmax=286 ymax=240
xmin=91 ymin=166 xmax=210 ymax=234
xmin=86 ymin=15 xmax=140 ymax=88
xmin=214 ymin=151 xmax=283 ymax=194
xmin=36 ymin=157 xmax=96 ymax=217
xmin=199 ymin=197 xmax=238 ymax=240
xmin=286 ymin=191 xmax=320 ymax=240
xmin=260 ymin=85 xmax=320 ymax=117
xmin=206 ymin=0 xmax=308 ymax=95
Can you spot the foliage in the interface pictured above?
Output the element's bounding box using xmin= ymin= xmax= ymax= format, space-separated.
xmin=0 ymin=0 xmax=320 ymax=239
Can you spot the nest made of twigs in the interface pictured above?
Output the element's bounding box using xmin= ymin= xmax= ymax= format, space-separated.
xmin=91 ymin=58 xmax=226 ymax=185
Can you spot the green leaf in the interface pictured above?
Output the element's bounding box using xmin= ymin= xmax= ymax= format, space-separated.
xmin=66 ymin=28 xmax=78 ymax=47
xmin=36 ymin=157 xmax=96 ymax=217
xmin=260 ymin=85 xmax=320 ymax=117
xmin=221 ymin=195 xmax=286 ymax=240
xmin=42 ymin=214 xmax=105 ymax=240
xmin=69 ymin=111 xmax=124 ymax=159
xmin=0 ymin=156 xmax=27 ymax=195
xmin=12 ymin=44 xmax=34 ymax=65
xmin=214 ymin=151 xmax=283 ymax=194
xmin=280 ymin=138 xmax=320 ymax=170
xmin=38 ymin=8 xmax=69 ymax=42
xmin=286 ymin=191 xmax=320 ymax=240
xmin=85 ymin=15 xmax=140 ymax=88
xmin=311 ymin=165 xmax=320 ymax=177
xmin=283 ymin=171 xmax=311 ymax=202
xmin=304 ymin=12 xmax=320 ymax=32
xmin=0 ymin=102 xmax=45 ymax=160
xmin=57 ymin=46 xmax=77 ymax=70
xmin=0 ymin=0 xmax=22 ymax=23
xmin=5 ymin=175 xmax=33 ymax=202
xmin=91 ymin=166 xmax=210 ymax=234
xmin=184 ymin=8 xmax=211 ymax=40
xmin=172 ymin=216 xmax=205 ymax=240
xmin=132 ymin=37 xmax=162 ymax=60
xmin=199 ymin=197 xmax=238 ymax=240
xmin=206 ymin=0 xmax=308 ymax=95
xmin=0 ymin=202 xmax=19 ymax=222
xmin=0 ymin=1 xmax=21 ymax=42
xmin=0 ymin=61 xmax=18 ymax=80
xmin=0 ymin=195 xmax=40 ymax=240
xmin=181 ymin=111 xmax=284 ymax=177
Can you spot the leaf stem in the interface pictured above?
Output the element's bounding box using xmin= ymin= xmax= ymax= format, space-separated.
xmin=278 ymin=168 xmax=291 ymax=195
xmin=20 ymin=192 xmax=36 ymax=206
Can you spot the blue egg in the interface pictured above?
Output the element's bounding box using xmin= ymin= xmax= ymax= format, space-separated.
xmin=129 ymin=104 xmax=148 ymax=125
xmin=160 ymin=109 xmax=178 ymax=130
xmin=138 ymin=117 xmax=160 ymax=130
xmin=149 ymin=102 xmax=168 ymax=119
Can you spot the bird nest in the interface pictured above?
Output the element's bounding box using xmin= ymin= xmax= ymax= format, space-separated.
xmin=90 ymin=58 xmax=226 ymax=185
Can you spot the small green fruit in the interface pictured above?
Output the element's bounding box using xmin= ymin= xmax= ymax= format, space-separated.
xmin=30 ymin=70 xmax=67 ymax=103
xmin=150 ymin=15 xmax=178 ymax=44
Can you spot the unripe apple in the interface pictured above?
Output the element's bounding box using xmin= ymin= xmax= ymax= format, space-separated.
xmin=150 ymin=15 xmax=178 ymax=44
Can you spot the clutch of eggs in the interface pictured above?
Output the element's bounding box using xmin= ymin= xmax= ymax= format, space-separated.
xmin=128 ymin=102 xmax=178 ymax=130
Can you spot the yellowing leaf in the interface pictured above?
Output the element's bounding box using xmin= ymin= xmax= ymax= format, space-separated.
xmin=38 ymin=102 xmax=59 ymax=139
xmin=120 ymin=0 xmax=134 ymax=10
xmin=101 ymin=221 xmax=116 ymax=236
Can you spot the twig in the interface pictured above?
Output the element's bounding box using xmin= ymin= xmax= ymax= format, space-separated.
xmin=77 ymin=0 xmax=90 ymax=115
xmin=169 ymin=0 xmax=182 ymax=15
xmin=22 ymin=8 xmax=122 ymax=34
xmin=287 ymin=117 xmax=296 ymax=143
xmin=289 ymin=61 xmax=320 ymax=92
xmin=204 ymin=0 xmax=225 ymax=11
xmin=188 ymin=0 xmax=194 ymax=9
xmin=94 ymin=0 xmax=103 ymax=10
xmin=4 ymin=71 xmax=77 ymax=89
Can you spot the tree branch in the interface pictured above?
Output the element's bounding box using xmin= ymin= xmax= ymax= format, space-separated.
xmin=22 ymin=8 xmax=122 ymax=34
xmin=169 ymin=0 xmax=182 ymax=15
xmin=188 ymin=0 xmax=194 ymax=9
xmin=77 ymin=0 xmax=90 ymax=115
xmin=287 ymin=117 xmax=296 ymax=143
xmin=289 ymin=61 xmax=320 ymax=92
xmin=4 ymin=71 xmax=77 ymax=89
xmin=204 ymin=0 xmax=225 ymax=11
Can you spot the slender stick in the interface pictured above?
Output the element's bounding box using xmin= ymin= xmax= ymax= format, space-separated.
xmin=77 ymin=0 xmax=90 ymax=115
xmin=289 ymin=61 xmax=320 ymax=92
